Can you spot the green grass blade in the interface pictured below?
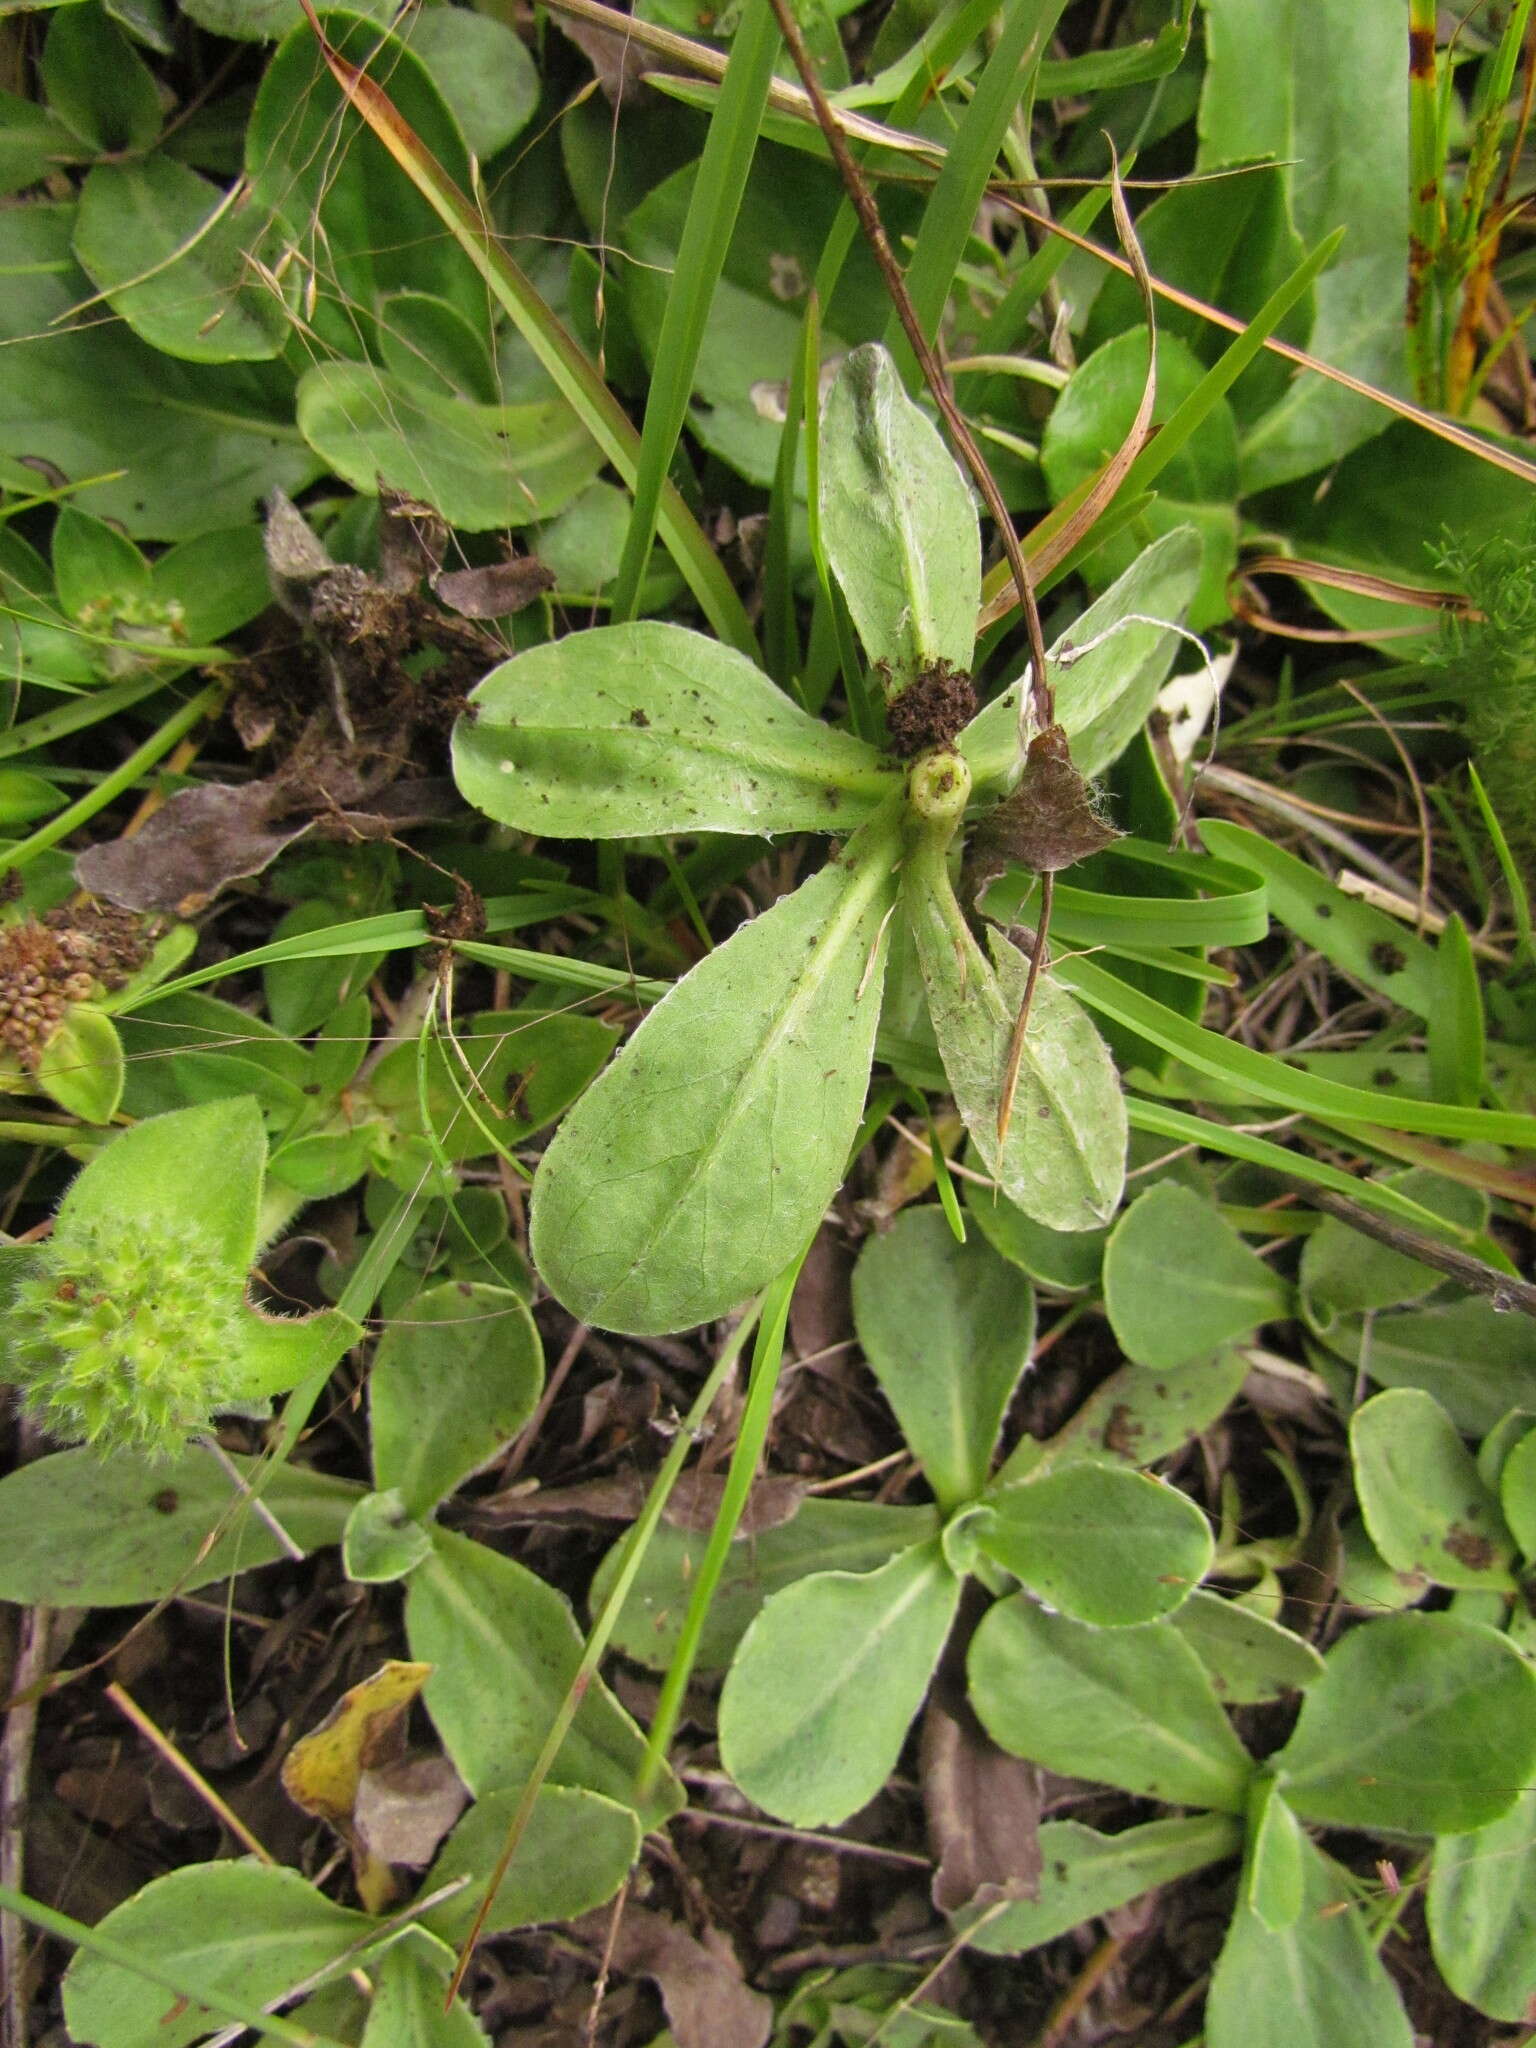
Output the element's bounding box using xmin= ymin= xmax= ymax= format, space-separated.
xmin=1058 ymin=953 xmax=1536 ymax=1148
xmin=296 ymin=5 xmax=756 ymax=658
xmin=609 ymin=0 xmax=780 ymax=626
xmin=889 ymin=0 xmax=1069 ymax=370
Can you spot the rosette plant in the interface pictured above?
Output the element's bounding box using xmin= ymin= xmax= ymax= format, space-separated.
xmin=453 ymin=344 xmax=1193 ymax=1336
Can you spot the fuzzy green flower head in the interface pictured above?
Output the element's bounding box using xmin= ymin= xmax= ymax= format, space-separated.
xmin=8 ymin=1218 xmax=246 ymax=1458
xmin=1 ymin=1098 xmax=363 ymax=1461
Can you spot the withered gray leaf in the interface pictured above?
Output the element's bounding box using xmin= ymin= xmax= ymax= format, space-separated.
xmin=920 ymin=1691 xmax=1042 ymax=1917
xmin=967 ymin=723 xmax=1120 ymax=894
xmin=586 ymin=1906 xmax=773 ymax=2048
xmin=434 ymin=556 xmax=555 ymax=619
xmin=74 ymin=782 xmax=310 ymax=915
xmin=264 ymin=488 xmax=334 ymax=619
xmin=353 ymin=1754 xmax=467 ymax=1870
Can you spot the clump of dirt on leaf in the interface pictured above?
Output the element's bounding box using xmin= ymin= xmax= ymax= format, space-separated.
xmin=884 ymin=659 xmax=979 ymax=757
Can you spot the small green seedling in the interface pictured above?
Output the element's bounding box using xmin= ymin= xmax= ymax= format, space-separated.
xmin=0 ymin=1096 xmax=359 ymax=1457
xmin=452 ymin=344 xmax=1187 ymax=1336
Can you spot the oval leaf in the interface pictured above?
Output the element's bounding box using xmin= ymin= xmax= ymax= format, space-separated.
xmin=530 ymin=801 xmax=903 ymax=1333
xmin=1103 ymin=1181 xmax=1290 ymax=1370
xmin=968 ymin=1596 xmax=1253 ymax=1814
xmin=851 ymin=1206 xmax=1035 ymax=1511
xmin=63 ymin=1862 xmax=376 ymax=2048
xmin=1428 ymin=1786 xmax=1536 ymax=2022
xmin=905 ymin=846 xmax=1126 ymax=1231
xmin=1350 ymin=1387 xmax=1517 ymax=1591
xmin=421 ymin=1786 xmax=641 ymax=1942
xmin=819 ymin=343 xmax=980 ymax=686
xmin=1204 ymin=1836 xmax=1413 ymax=2048
xmin=1273 ymin=1613 xmax=1536 ymax=1835
xmin=454 ymin=621 xmax=895 ymax=839
xmin=978 ymin=1464 xmax=1212 ymax=1624
xmin=0 ymin=1444 xmax=359 ymax=1607
xmin=720 ymin=1537 xmax=961 ymax=1826
xmin=406 ymin=1529 xmax=682 ymax=1829
xmin=34 ymin=1002 xmax=124 ymax=1124
xmin=370 ymin=1281 xmax=543 ymax=1518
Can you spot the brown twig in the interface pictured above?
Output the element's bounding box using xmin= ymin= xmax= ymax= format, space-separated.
xmin=1304 ymin=1187 xmax=1536 ymax=1319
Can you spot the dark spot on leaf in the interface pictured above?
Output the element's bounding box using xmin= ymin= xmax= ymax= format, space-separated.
xmin=1370 ymin=941 xmax=1407 ymax=974
xmin=629 ymin=707 xmax=650 ymax=728
xmin=151 ymin=1489 xmax=179 ymax=1514
xmin=1373 ymin=1067 xmax=1399 ymax=1087
xmin=1443 ymin=1524 xmax=1498 ymax=1572
xmin=1102 ymin=1403 xmax=1143 ymax=1459
xmin=1315 ymin=903 xmax=1333 ymax=919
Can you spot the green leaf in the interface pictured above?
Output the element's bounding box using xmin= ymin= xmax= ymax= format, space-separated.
xmin=246 ymin=11 xmax=483 ymax=356
xmin=34 ymin=1003 xmax=124 ymax=1123
xmin=0 ymin=1444 xmax=359 ymax=1606
xmin=968 ymin=1597 xmax=1254 ymax=1813
xmin=58 ymin=1097 xmax=265 ymax=1271
xmin=590 ymin=1499 xmax=942 ymax=1672
xmin=0 ymin=202 xmax=318 ymax=540
xmin=1299 ymin=1167 xmax=1486 ymax=1327
xmin=1169 ymin=1591 xmax=1325 ymax=1704
xmin=962 ymin=1171 xmax=1107 ymax=1290
xmin=1241 ymin=1774 xmax=1307 ymax=1932
xmin=42 ymin=0 xmax=161 ymax=154
xmin=227 ymin=1300 xmax=363 ymax=1404
xmin=395 ymin=5 xmax=539 ymax=161
xmin=1198 ymin=0 xmax=1407 ymax=491
xmin=850 ymin=1206 xmax=1035 ymax=1511
xmin=0 ymin=89 xmax=73 ymax=200
xmin=406 ymin=1529 xmax=682 ymax=1828
xmin=719 ymin=1537 xmax=962 ymax=1826
xmin=1429 ymin=1787 xmax=1536 ymax=2022
xmin=819 ymin=343 xmax=980 ymax=686
xmin=367 ymin=1010 xmax=621 ymax=1160
xmin=454 ymin=622 xmax=896 ymax=839
xmin=1103 ymin=1182 xmax=1290 ymax=1369
xmin=961 ymin=528 xmax=1204 ymax=789
xmin=51 ymin=505 xmax=150 ymax=619
xmin=359 ymin=1933 xmax=488 ymax=2048
xmin=1350 ymin=1389 xmax=1517 ymax=1592
xmin=1427 ymin=913 xmax=1487 ymax=1108
xmin=904 ymin=847 xmax=1126 ymax=1232
xmin=1204 ymin=1837 xmax=1413 ymax=2048
xmin=953 ymin=1814 xmax=1241 ymax=1955
xmin=976 ymin=1464 xmax=1212 ymax=1624
xmin=297 ymin=364 xmax=602 ymax=531
xmin=421 ymin=1787 xmax=641 ymax=1941
xmin=1273 ymin=1613 xmax=1536 ymax=1835
xmin=529 ymin=800 xmax=904 ymax=1334
xmin=1042 ymin=331 xmax=1238 ymax=630
xmin=1500 ymin=1426 xmax=1536 ymax=1558
xmin=342 ymin=1488 xmax=434 ymax=1584
xmin=73 ymin=157 xmax=290 ymax=364
xmin=370 ymin=1282 xmax=542 ymax=1518
xmin=1009 ymin=1348 xmax=1247 ymax=1484
xmin=1323 ymin=1296 xmax=1536 ymax=1438
xmin=62 ymin=1862 xmax=376 ymax=2048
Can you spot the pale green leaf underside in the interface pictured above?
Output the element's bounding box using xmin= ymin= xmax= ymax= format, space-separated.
xmin=960 ymin=527 xmax=1203 ymax=792
xmin=819 ymin=343 xmax=980 ymax=684
xmin=719 ymin=1537 xmax=962 ymax=1826
xmin=455 ymin=620 xmax=896 ymax=839
xmin=905 ymin=854 xmax=1125 ymax=1230
xmin=530 ymin=800 xmax=905 ymax=1333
